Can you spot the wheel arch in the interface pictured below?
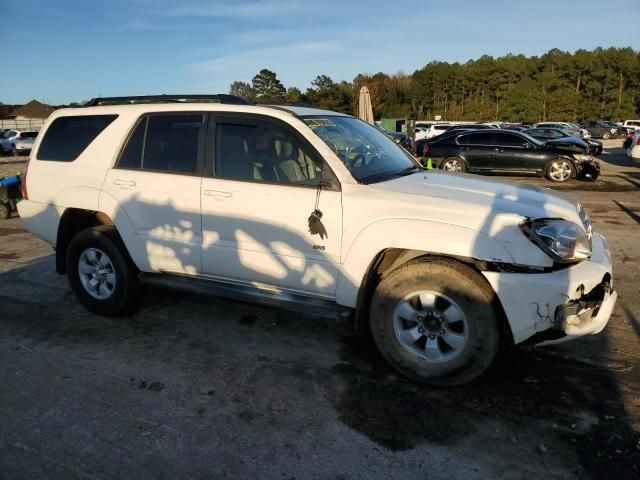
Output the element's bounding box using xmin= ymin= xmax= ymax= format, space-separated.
xmin=338 ymin=218 xmax=516 ymax=309
xmin=352 ymin=247 xmax=514 ymax=345
xmin=55 ymin=208 xmax=115 ymax=274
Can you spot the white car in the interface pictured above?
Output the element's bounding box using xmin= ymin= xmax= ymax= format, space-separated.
xmin=0 ymin=130 xmax=20 ymax=153
xmin=627 ymin=131 xmax=640 ymax=164
xmin=18 ymin=95 xmax=616 ymax=385
xmin=414 ymin=127 xmax=430 ymax=141
xmin=424 ymin=123 xmax=452 ymax=139
xmin=1 ymin=130 xmax=38 ymax=155
xmin=622 ymin=119 xmax=640 ymax=131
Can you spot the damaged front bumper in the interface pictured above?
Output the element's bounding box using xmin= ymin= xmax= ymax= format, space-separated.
xmin=576 ymin=159 xmax=600 ymax=181
xmin=534 ymin=278 xmax=617 ymax=346
xmin=482 ymin=232 xmax=616 ymax=346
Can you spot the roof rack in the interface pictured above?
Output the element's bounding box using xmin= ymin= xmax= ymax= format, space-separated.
xmin=84 ymin=94 xmax=253 ymax=107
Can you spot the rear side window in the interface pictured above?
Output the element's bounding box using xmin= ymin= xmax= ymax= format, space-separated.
xmin=37 ymin=115 xmax=117 ymax=161
xmin=117 ymin=114 xmax=204 ymax=174
xmin=118 ymin=119 xmax=146 ymax=169
xmin=458 ymin=132 xmax=492 ymax=145
xmin=493 ymin=133 xmax=525 ymax=147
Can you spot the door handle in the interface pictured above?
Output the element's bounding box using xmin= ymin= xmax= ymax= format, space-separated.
xmin=113 ymin=178 xmax=136 ymax=187
xmin=204 ymin=189 xmax=232 ymax=198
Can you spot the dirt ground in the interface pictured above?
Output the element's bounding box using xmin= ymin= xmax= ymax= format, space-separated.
xmin=0 ymin=142 xmax=638 ymax=479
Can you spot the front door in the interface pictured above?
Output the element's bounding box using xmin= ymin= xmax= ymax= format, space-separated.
xmin=492 ymin=132 xmax=541 ymax=171
xmin=101 ymin=113 xmax=205 ymax=274
xmin=200 ymin=114 xmax=342 ymax=297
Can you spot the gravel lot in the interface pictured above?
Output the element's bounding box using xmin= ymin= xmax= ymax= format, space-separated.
xmin=0 ymin=156 xmax=26 ymax=179
xmin=0 ymin=142 xmax=638 ymax=479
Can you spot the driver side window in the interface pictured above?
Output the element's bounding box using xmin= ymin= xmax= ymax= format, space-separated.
xmin=214 ymin=119 xmax=328 ymax=186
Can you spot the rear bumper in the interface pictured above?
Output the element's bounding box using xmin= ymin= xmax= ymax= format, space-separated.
xmin=482 ymin=232 xmax=614 ymax=345
xmin=16 ymin=199 xmax=61 ymax=245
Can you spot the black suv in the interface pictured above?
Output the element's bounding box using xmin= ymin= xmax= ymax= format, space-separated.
xmin=422 ymin=130 xmax=598 ymax=182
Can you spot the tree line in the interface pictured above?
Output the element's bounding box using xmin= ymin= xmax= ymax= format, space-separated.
xmin=230 ymin=47 xmax=640 ymax=122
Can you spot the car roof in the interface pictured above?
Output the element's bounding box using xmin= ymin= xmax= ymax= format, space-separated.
xmin=49 ymin=102 xmax=351 ymax=121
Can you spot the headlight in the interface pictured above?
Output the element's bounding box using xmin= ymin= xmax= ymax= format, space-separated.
xmin=521 ymin=219 xmax=592 ymax=263
xmin=572 ymin=153 xmax=591 ymax=162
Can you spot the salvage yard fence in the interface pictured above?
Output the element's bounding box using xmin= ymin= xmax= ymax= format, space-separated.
xmin=0 ymin=119 xmax=45 ymax=130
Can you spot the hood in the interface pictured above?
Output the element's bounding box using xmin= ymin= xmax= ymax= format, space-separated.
xmin=544 ymin=136 xmax=588 ymax=153
xmin=371 ymin=170 xmax=581 ymax=223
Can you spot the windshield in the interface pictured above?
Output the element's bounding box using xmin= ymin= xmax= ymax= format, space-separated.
xmin=304 ymin=116 xmax=421 ymax=183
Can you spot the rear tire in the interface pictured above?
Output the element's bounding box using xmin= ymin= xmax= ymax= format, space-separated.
xmin=66 ymin=226 xmax=139 ymax=316
xmin=369 ymin=258 xmax=500 ymax=385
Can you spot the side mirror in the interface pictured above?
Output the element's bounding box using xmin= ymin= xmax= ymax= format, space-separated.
xmin=523 ymin=142 xmax=531 ymax=149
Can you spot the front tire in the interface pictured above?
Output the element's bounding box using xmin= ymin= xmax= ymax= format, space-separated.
xmin=602 ymin=132 xmax=611 ymax=140
xmin=545 ymin=158 xmax=575 ymax=182
xmin=369 ymin=258 xmax=500 ymax=385
xmin=66 ymin=226 xmax=139 ymax=316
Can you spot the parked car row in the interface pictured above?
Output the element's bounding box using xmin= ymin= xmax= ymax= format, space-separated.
xmin=0 ymin=129 xmax=39 ymax=156
xmin=376 ymin=114 xmax=639 ymax=184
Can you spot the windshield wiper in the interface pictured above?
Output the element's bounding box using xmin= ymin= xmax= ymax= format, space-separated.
xmin=359 ymin=164 xmax=425 ymax=184
xmin=394 ymin=165 xmax=425 ymax=175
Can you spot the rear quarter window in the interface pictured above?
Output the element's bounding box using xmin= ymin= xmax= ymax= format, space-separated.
xmin=37 ymin=115 xmax=118 ymax=161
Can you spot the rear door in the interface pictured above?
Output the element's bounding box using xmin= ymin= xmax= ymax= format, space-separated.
xmin=101 ymin=113 xmax=205 ymax=274
xmin=456 ymin=131 xmax=494 ymax=170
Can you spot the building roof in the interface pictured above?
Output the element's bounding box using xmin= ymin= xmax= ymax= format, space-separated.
xmin=10 ymin=100 xmax=54 ymax=119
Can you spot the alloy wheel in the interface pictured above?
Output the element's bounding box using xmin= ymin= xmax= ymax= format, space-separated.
xmin=78 ymin=248 xmax=117 ymax=300
xmin=548 ymin=160 xmax=573 ymax=182
xmin=442 ymin=158 xmax=463 ymax=172
xmin=393 ymin=290 xmax=469 ymax=363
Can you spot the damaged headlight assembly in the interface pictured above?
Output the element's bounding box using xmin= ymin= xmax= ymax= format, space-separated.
xmin=572 ymin=153 xmax=591 ymax=162
xmin=520 ymin=218 xmax=592 ymax=263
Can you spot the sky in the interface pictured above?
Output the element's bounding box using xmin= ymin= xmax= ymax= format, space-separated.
xmin=1 ymin=0 xmax=638 ymax=105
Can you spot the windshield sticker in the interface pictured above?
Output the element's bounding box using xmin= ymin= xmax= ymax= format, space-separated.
xmin=305 ymin=118 xmax=337 ymax=128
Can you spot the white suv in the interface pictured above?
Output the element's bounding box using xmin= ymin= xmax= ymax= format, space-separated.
xmin=18 ymin=95 xmax=617 ymax=385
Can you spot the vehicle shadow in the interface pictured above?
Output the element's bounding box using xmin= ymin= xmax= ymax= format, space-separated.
xmin=618 ymin=172 xmax=640 ymax=190
xmin=1 ymin=186 xmax=638 ymax=479
xmin=595 ymin=146 xmax=636 ymax=168
xmin=614 ymin=200 xmax=640 ymax=225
